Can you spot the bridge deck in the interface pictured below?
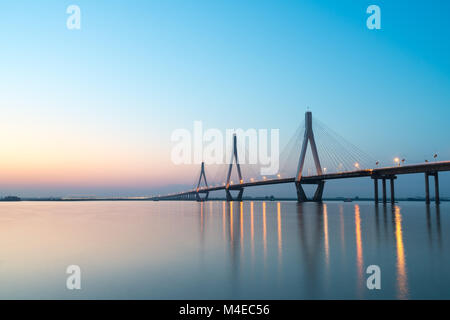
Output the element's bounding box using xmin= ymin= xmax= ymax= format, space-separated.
xmin=154 ymin=161 xmax=450 ymax=200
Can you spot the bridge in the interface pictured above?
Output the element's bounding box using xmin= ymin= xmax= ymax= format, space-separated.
xmin=151 ymin=112 xmax=450 ymax=204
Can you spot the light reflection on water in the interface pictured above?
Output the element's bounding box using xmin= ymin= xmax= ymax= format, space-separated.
xmin=394 ymin=205 xmax=408 ymax=299
xmin=0 ymin=200 xmax=448 ymax=299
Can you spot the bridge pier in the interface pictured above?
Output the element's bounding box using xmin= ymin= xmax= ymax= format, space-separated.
xmin=375 ymin=175 xmax=396 ymax=204
xmin=435 ymin=172 xmax=440 ymax=204
xmin=295 ymin=180 xmax=325 ymax=203
xmin=226 ymin=188 xmax=244 ymax=202
xmin=373 ymin=178 xmax=379 ymax=204
xmin=196 ymin=191 xmax=209 ymax=202
xmin=425 ymin=172 xmax=440 ymax=205
xmin=425 ymin=173 xmax=430 ymax=204
xmin=195 ymin=161 xmax=209 ymax=202
xmin=390 ymin=177 xmax=395 ymax=204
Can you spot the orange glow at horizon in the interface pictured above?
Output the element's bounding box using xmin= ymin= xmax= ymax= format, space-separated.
xmin=0 ymin=129 xmax=203 ymax=189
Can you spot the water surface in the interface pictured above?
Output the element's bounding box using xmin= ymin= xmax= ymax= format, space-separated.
xmin=0 ymin=201 xmax=448 ymax=299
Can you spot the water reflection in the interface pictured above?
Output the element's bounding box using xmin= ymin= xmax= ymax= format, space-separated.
xmin=323 ymin=204 xmax=329 ymax=268
xmin=222 ymin=201 xmax=226 ymax=239
xmin=339 ymin=205 xmax=345 ymax=256
xmin=426 ymin=205 xmax=443 ymax=250
xmin=393 ymin=205 xmax=408 ymax=299
xmin=296 ymin=203 xmax=325 ymax=297
xmin=354 ymin=204 xmax=364 ymax=295
xmin=196 ymin=201 xmax=448 ymax=299
xmin=200 ymin=202 xmax=204 ymax=235
xmin=240 ymin=203 xmax=244 ymax=255
xmin=374 ymin=205 xmax=380 ymax=244
xmin=436 ymin=206 xmax=442 ymax=250
xmin=263 ymin=202 xmax=267 ymax=261
xmin=1 ymin=201 xmax=449 ymax=299
xmin=250 ymin=202 xmax=255 ymax=263
xmin=230 ymin=201 xmax=234 ymax=242
xmin=277 ymin=202 xmax=282 ymax=265
xmin=383 ymin=205 xmax=389 ymax=241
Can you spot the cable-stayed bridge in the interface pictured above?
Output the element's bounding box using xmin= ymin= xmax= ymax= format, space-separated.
xmin=151 ymin=112 xmax=450 ymax=204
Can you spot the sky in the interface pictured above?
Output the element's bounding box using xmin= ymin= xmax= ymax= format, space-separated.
xmin=0 ymin=0 xmax=449 ymax=198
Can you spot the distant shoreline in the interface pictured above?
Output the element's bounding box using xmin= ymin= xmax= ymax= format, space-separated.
xmin=1 ymin=197 xmax=448 ymax=202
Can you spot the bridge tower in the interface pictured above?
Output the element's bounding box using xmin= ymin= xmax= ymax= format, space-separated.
xmin=196 ymin=161 xmax=209 ymax=201
xmin=295 ymin=111 xmax=325 ymax=202
xmin=226 ymin=133 xmax=244 ymax=201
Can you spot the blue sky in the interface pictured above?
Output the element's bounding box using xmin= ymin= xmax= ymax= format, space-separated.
xmin=0 ymin=1 xmax=449 ymax=197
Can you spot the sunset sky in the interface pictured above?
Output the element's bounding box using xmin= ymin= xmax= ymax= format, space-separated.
xmin=1 ymin=0 xmax=449 ymax=197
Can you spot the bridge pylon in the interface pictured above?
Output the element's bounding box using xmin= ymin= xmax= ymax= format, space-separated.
xmin=195 ymin=162 xmax=209 ymax=202
xmin=226 ymin=133 xmax=244 ymax=201
xmin=295 ymin=111 xmax=325 ymax=202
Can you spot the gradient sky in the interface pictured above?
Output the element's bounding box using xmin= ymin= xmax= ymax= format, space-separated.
xmin=0 ymin=0 xmax=449 ymax=197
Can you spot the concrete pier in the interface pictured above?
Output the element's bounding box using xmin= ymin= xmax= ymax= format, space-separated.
xmin=390 ymin=177 xmax=395 ymax=204
xmin=425 ymin=172 xmax=440 ymax=205
xmin=374 ymin=178 xmax=379 ymax=204
xmin=435 ymin=172 xmax=440 ymax=204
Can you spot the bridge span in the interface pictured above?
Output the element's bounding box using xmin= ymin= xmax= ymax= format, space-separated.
xmin=152 ymin=112 xmax=449 ymax=204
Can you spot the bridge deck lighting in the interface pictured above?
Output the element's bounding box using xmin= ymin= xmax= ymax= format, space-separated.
xmin=394 ymin=157 xmax=400 ymax=166
xmin=240 ymin=179 xmax=243 ymax=183
xmin=277 ymin=174 xmax=281 ymax=178
xmin=354 ymin=162 xmax=360 ymax=169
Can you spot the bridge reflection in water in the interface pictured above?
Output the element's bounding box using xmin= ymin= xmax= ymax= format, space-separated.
xmin=195 ymin=200 xmax=447 ymax=299
xmin=0 ymin=201 xmax=446 ymax=299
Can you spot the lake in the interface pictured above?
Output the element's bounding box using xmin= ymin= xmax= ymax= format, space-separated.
xmin=0 ymin=200 xmax=448 ymax=299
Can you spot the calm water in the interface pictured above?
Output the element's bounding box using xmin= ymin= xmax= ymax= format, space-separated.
xmin=0 ymin=200 xmax=448 ymax=299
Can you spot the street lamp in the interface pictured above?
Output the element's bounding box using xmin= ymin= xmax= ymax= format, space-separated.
xmin=394 ymin=157 xmax=400 ymax=166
